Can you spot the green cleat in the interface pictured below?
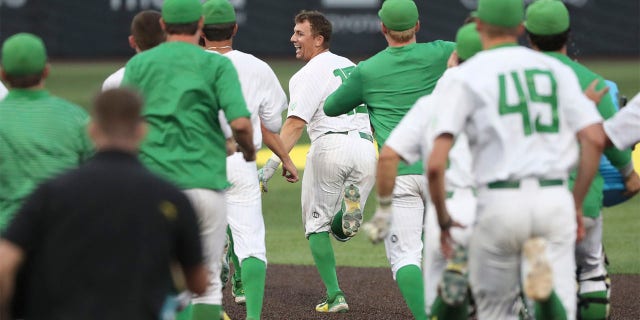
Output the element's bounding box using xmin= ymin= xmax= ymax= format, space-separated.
xmin=232 ymin=278 xmax=246 ymax=305
xmin=315 ymin=292 xmax=349 ymax=313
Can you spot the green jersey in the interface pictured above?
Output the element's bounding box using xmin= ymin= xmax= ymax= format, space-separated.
xmin=0 ymin=89 xmax=92 ymax=229
xmin=324 ymin=41 xmax=455 ymax=175
xmin=123 ymin=41 xmax=250 ymax=190
xmin=546 ymin=52 xmax=633 ymax=218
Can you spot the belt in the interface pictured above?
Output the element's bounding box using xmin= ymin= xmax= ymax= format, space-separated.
xmin=487 ymin=179 xmax=564 ymax=189
xmin=323 ymin=131 xmax=374 ymax=143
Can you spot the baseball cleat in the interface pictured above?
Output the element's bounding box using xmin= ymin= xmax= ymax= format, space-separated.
xmin=232 ymin=278 xmax=246 ymax=305
xmin=342 ymin=184 xmax=363 ymax=237
xmin=439 ymin=244 xmax=469 ymax=306
xmin=523 ymin=237 xmax=553 ymax=302
xmin=315 ymin=292 xmax=349 ymax=313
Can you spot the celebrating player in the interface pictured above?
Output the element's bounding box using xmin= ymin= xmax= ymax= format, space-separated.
xmin=323 ymin=0 xmax=455 ymax=318
xmin=0 ymin=33 xmax=93 ymax=232
xmin=201 ymin=0 xmax=298 ymax=318
xmin=427 ymin=0 xmax=606 ymax=318
xmin=259 ymin=10 xmax=376 ymax=313
xmin=121 ymin=0 xmax=255 ymax=318
xmin=524 ymin=1 xmax=640 ymax=318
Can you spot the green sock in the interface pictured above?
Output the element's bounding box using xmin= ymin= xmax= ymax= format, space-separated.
xmin=308 ymin=232 xmax=341 ymax=297
xmin=191 ymin=304 xmax=222 ymax=320
xmin=534 ymin=291 xmax=567 ymax=320
xmin=330 ymin=209 xmax=348 ymax=239
xmin=241 ymin=257 xmax=267 ymax=320
xmin=227 ymin=228 xmax=242 ymax=279
xmin=396 ymin=265 xmax=427 ymax=320
xmin=430 ymin=295 xmax=469 ymax=320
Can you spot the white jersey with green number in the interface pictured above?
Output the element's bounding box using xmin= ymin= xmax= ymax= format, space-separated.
xmin=604 ymin=92 xmax=640 ymax=150
xmin=288 ymin=51 xmax=372 ymax=142
xmin=385 ymin=93 xmax=474 ymax=191
xmin=431 ymin=45 xmax=602 ymax=185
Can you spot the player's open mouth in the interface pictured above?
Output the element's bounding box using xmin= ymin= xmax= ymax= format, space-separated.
xmin=294 ymin=44 xmax=301 ymax=54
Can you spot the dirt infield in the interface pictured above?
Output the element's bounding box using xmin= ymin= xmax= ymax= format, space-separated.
xmin=222 ymin=265 xmax=639 ymax=320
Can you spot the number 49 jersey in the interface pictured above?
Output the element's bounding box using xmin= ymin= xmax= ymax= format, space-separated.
xmin=288 ymin=51 xmax=372 ymax=142
xmin=431 ymin=45 xmax=602 ymax=185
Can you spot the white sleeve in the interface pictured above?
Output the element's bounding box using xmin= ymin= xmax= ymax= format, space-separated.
xmin=219 ymin=110 xmax=233 ymax=139
xmin=287 ymin=71 xmax=324 ymax=123
xmin=558 ymin=69 xmax=602 ymax=133
xmin=430 ymin=73 xmax=475 ymax=138
xmin=258 ymin=65 xmax=287 ymax=133
xmin=385 ymin=95 xmax=434 ymax=165
xmin=0 ymin=81 xmax=7 ymax=100
xmin=604 ymin=92 xmax=640 ymax=150
xmin=102 ymin=67 xmax=125 ymax=92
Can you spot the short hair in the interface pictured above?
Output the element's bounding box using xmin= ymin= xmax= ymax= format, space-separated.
xmin=131 ymin=10 xmax=166 ymax=51
xmin=481 ymin=23 xmax=521 ymax=38
xmin=202 ymin=23 xmax=236 ymax=42
xmin=92 ymin=88 xmax=144 ymax=138
xmin=294 ymin=10 xmax=332 ymax=49
xmin=387 ymin=28 xmax=416 ymax=42
xmin=527 ymin=29 xmax=570 ymax=52
xmin=164 ymin=21 xmax=200 ymax=36
xmin=3 ymin=73 xmax=42 ymax=88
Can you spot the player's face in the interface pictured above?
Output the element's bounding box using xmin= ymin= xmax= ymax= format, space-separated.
xmin=290 ymin=20 xmax=318 ymax=62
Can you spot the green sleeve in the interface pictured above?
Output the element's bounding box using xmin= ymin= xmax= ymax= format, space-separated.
xmin=324 ymin=66 xmax=365 ymax=116
xmin=595 ymin=79 xmax=632 ymax=168
xmin=215 ymin=58 xmax=250 ymax=122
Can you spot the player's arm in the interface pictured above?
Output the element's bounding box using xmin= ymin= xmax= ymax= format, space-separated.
xmin=0 ymin=240 xmax=24 ymax=313
xmin=603 ymin=92 xmax=640 ymax=150
xmin=261 ymin=122 xmax=298 ymax=183
xmin=323 ymin=66 xmax=365 ymax=117
xmin=574 ymin=124 xmax=606 ymax=240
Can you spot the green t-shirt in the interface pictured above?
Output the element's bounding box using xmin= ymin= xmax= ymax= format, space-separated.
xmin=123 ymin=41 xmax=250 ymax=190
xmin=0 ymin=89 xmax=93 ymax=230
xmin=545 ymin=52 xmax=632 ymax=218
xmin=325 ymin=41 xmax=455 ymax=175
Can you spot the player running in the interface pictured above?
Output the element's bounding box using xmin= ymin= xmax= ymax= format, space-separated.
xmin=427 ymin=0 xmax=605 ymax=318
xmin=259 ymin=10 xmax=376 ymax=313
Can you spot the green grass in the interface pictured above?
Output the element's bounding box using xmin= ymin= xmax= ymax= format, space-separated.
xmin=40 ymin=58 xmax=640 ymax=273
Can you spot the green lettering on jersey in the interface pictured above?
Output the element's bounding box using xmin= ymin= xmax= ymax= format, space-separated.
xmin=332 ymin=66 xmax=367 ymax=115
xmin=498 ymin=69 xmax=559 ymax=135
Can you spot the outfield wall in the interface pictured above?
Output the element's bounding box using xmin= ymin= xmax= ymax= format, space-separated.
xmin=0 ymin=0 xmax=638 ymax=58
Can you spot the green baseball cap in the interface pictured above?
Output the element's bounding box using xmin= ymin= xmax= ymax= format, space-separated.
xmin=456 ymin=23 xmax=483 ymax=60
xmin=1 ymin=33 xmax=47 ymax=76
xmin=378 ymin=0 xmax=419 ymax=31
xmin=203 ymin=0 xmax=236 ymax=25
xmin=475 ymin=0 xmax=524 ymax=28
xmin=162 ymin=0 xmax=203 ymax=24
xmin=525 ymin=0 xmax=570 ymax=35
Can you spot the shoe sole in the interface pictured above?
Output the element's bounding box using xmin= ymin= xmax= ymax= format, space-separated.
xmin=523 ymin=237 xmax=553 ymax=302
xmin=234 ymin=296 xmax=246 ymax=305
xmin=315 ymin=302 xmax=349 ymax=313
xmin=342 ymin=185 xmax=362 ymax=237
xmin=439 ymin=245 xmax=468 ymax=306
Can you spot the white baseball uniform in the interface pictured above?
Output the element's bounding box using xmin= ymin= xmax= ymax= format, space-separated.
xmin=604 ymin=92 xmax=640 ymax=150
xmin=0 ymin=81 xmax=8 ymax=100
xmin=288 ymin=51 xmax=376 ymax=237
xmin=384 ymin=92 xmax=476 ymax=313
xmin=102 ymin=67 xmax=125 ymax=91
xmin=208 ymin=49 xmax=288 ymax=265
xmin=430 ymin=45 xmax=603 ymax=320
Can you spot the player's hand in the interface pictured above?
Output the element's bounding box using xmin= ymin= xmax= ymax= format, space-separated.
xmin=281 ymin=157 xmax=299 ymax=183
xmin=584 ymin=79 xmax=609 ymax=105
xmin=258 ymin=158 xmax=280 ymax=192
xmin=623 ymin=171 xmax=640 ymax=197
xmin=576 ymin=209 xmax=586 ymax=243
xmin=362 ymin=206 xmax=392 ymax=244
xmin=439 ymin=216 xmax=465 ymax=259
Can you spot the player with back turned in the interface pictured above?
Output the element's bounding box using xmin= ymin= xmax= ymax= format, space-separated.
xmin=121 ymin=0 xmax=255 ymax=318
xmin=524 ymin=1 xmax=640 ymax=318
xmin=324 ymin=1 xmax=455 ymax=318
xmin=426 ymin=0 xmax=606 ymax=318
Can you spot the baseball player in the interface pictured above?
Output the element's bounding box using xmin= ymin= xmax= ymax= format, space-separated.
xmin=524 ymin=2 xmax=640 ymax=318
xmin=0 ymin=33 xmax=93 ymax=232
xmin=324 ymin=1 xmax=454 ymax=318
xmin=0 ymin=81 xmax=7 ymax=99
xmin=121 ymin=0 xmax=255 ymax=319
xmin=260 ymin=10 xmax=376 ymax=313
xmin=604 ymin=92 xmax=640 ymax=150
xmin=102 ymin=10 xmax=166 ymax=91
xmin=200 ymin=1 xmax=298 ymax=319
xmin=426 ymin=0 xmax=605 ymax=318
